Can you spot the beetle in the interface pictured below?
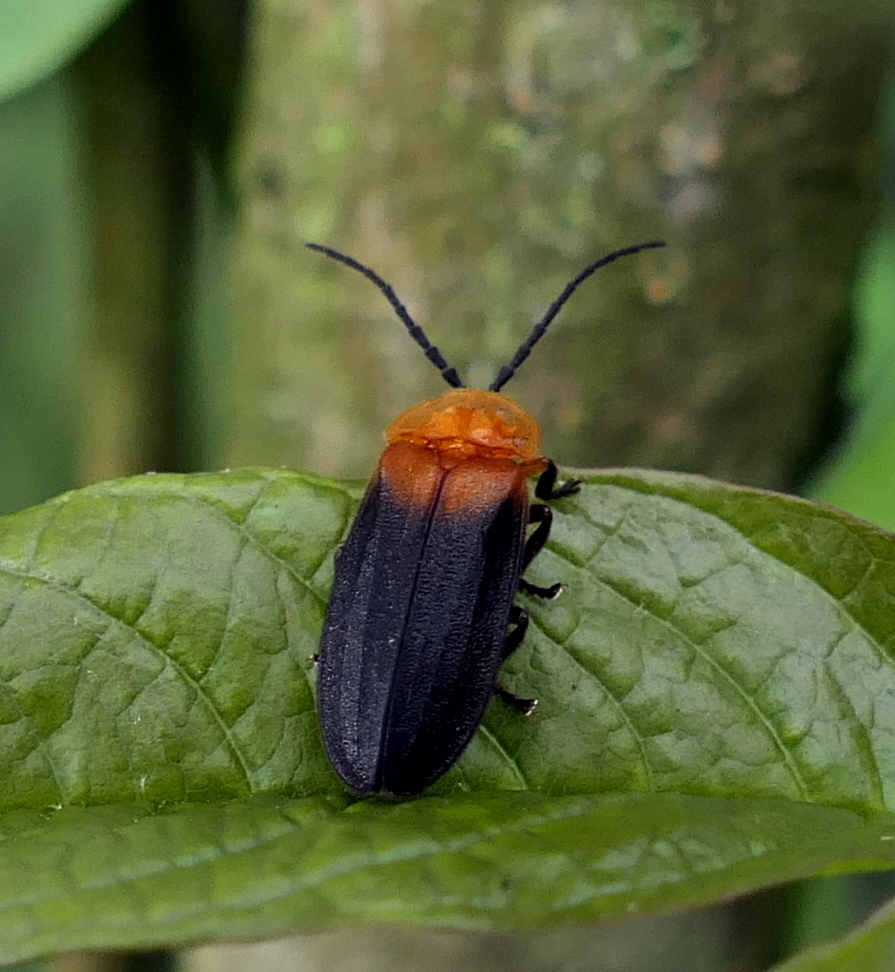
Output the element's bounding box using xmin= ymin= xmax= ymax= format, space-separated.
xmin=309 ymin=240 xmax=664 ymax=796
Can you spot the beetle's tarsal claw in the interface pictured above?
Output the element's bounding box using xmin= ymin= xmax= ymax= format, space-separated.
xmin=495 ymin=684 xmax=538 ymax=714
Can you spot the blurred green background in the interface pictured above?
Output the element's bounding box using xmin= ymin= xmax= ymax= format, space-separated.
xmin=1 ymin=1 xmax=894 ymax=971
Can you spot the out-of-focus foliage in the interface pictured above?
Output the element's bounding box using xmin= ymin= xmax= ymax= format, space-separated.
xmin=0 ymin=0 xmax=130 ymax=101
xmin=812 ymin=221 xmax=895 ymax=527
xmin=0 ymin=0 xmax=241 ymax=515
xmin=770 ymin=894 xmax=895 ymax=972
xmin=812 ymin=78 xmax=895 ymax=528
xmin=0 ymin=77 xmax=85 ymax=515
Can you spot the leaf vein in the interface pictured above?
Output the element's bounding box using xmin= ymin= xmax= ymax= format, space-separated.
xmin=526 ymin=610 xmax=655 ymax=791
xmin=594 ymin=571 xmax=812 ymax=802
xmin=477 ymin=724 xmax=529 ymax=790
xmin=0 ymin=562 xmax=255 ymax=794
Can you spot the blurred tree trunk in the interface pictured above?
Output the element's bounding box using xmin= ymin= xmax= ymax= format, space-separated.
xmin=230 ymin=0 xmax=891 ymax=492
xmin=226 ymin=0 xmax=895 ymax=969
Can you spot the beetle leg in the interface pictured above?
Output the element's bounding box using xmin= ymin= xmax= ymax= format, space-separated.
xmin=498 ymin=611 xmax=538 ymax=713
xmin=523 ymin=505 xmax=551 ymax=568
xmin=494 ymin=684 xmax=537 ymax=715
xmin=520 ymin=578 xmax=563 ymax=599
xmin=504 ymin=604 xmax=529 ymax=658
xmin=520 ymin=505 xmax=564 ymax=598
xmin=535 ymin=459 xmax=581 ymax=501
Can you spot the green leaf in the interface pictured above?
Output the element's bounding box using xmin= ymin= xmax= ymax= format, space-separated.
xmin=0 ymin=0 xmax=130 ymax=102
xmin=2 ymin=466 xmax=895 ymax=959
xmin=2 ymin=793 xmax=895 ymax=964
xmin=0 ymin=469 xmax=353 ymax=810
xmin=770 ymin=892 xmax=895 ymax=972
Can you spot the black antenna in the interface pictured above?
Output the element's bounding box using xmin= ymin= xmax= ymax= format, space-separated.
xmin=489 ymin=241 xmax=666 ymax=392
xmin=306 ymin=243 xmax=464 ymax=388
